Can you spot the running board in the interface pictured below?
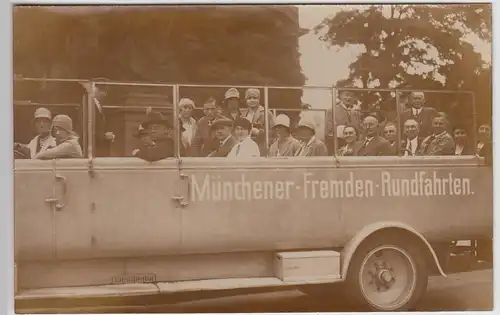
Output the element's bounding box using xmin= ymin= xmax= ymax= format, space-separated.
xmin=16 ymin=276 xmax=343 ymax=301
xmin=16 ymin=250 xmax=342 ymax=301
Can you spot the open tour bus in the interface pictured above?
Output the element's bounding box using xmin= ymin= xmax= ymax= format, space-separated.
xmin=13 ymin=77 xmax=493 ymax=312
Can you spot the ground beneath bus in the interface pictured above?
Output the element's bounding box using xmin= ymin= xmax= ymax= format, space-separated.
xmin=22 ymin=260 xmax=492 ymax=313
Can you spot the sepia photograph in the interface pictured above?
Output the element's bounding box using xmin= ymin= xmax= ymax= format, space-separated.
xmin=12 ymin=3 xmax=493 ymax=313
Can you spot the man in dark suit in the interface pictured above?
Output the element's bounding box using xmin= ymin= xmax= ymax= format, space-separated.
xmin=382 ymin=122 xmax=398 ymax=155
xmin=401 ymin=118 xmax=423 ymax=156
xmin=355 ymin=115 xmax=392 ymax=156
xmin=400 ymin=91 xmax=438 ymax=138
xmin=134 ymin=107 xmax=175 ymax=162
xmin=419 ymin=116 xmax=455 ymax=156
xmin=453 ymin=125 xmax=475 ymax=156
xmin=191 ymin=97 xmax=224 ymax=157
xmin=208 ymin=117 xmax=238 ymax=157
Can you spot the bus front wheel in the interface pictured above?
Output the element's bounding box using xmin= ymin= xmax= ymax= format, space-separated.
xmin=345 ymin=234 xmax=428 ymax=311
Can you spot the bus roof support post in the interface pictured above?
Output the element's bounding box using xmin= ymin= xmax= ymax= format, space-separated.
xmin=331 ymin=87 xmax=337 ymax=155
xmin=173 ymin=85 xmax=180 ymax=158
xmin=264 ymin=87 xmax=270 ymax=156
xmin=395 ymin=90 xmax=401 ymax=157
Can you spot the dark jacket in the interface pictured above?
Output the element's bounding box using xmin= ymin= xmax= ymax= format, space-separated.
xmin=191 ymin=115 xmax=224 ymax=157
xmin=400 ymin=107 xmax=439 ymax=138
xmin=355 ymin=135 xmax=392 ymax=156
xmin=454 ymin=142 xmax=475 ymax=156
xmin=476 ymin=141 xmax=492 ymax=165
xmin=135 ymin=138 xmax=174 ymax=162
xmin=208 ymin=136 xmax=238 ymax=157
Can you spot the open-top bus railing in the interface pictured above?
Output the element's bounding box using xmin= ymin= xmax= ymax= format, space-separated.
xmin=14 ymin=77 xmax=478 ymax=159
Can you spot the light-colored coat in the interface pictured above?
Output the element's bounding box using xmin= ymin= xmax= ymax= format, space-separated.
xmin=240 ymin=105 xmax=275 ymax=156
xmin=27 ymin=135 xmax=57 ymax=159
xmin=268 ymin=136 xmax=302 ymax=157
xmin=35 ymin=136 xmax=83 ymax=159
xmin=227 ymin=137 xmax=260 ymax=158
xmin=294 ymin=136 xmax=328 ymax=157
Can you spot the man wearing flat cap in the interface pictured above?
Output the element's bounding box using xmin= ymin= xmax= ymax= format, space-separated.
xmin=227 ymin=118 xmax=261 ymax=158
xmin=222 ymin=88 xmax=242 ymax=121
xmin=191 ymin=97 xmax=224 ymax=157
xmin=240 ymin=88 xmax=275 ymax=156
xmin=207 ymin=117 xmax=238 ymax=157
xmin=134 ymin=107 xmax=175 ymax=162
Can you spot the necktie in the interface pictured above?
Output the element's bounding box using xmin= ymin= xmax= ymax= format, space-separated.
xmin=235 ymin=144 xmax=241 ymax=156
xmin=407 ymin=141 xmax=413 ymax=156
xmin=362 ymin=138 xmax=370 ymax=148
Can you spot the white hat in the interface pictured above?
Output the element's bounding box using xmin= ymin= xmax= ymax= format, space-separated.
xmin=245 ymin=88 xmax=260 ymax=98
xmin=224 ymin=88 xmax=240 ymax=99
xmin=272 ymin=114 xmax=291 ymax=129
xmin=178 ymin=98 xmax=195 ymax=108
xmin=33 ymin=107 xmax=52 ymax=121
xmin=297 ymin=118 xmax=316 ymax=132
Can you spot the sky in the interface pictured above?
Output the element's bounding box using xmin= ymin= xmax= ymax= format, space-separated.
xmin=297 ymin=5 xmax=491 ymax=109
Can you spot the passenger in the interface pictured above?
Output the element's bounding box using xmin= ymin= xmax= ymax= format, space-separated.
xmin=419 ymin=116 xmax=455 ymax=156
xmin=227 ymin=118 xmax=260 ymax=158
xmin=453 ymin=125 xmax=474 ymax=155
xmin=179 ymin=98 xmax=197 ymax=156
xmin=240 ymin=88 xmax=275 ymax=157
xmin=294 ymin=118 xmax=328 ymax=157
xmin=401 ymin=119 xmax=422 ymax=156
xmin=131 ymin=124 xmax=155 ymax=157
xmin=14 ymin=107 xmax=57 ymax=159
xmin=35 ymin=115 xmax=83 ymax=159
xmin=476 ymin=124 xmax=492 ymax=160
xmin=355 ymin=115 xmax=392 ymax=156
xmin=90 ymin=84 xmax=115 ymax=157
xmin=325 ymin=90 xmax=362 ymax=154
xmin=400 ymin=91 xmax=438 ymax=138
xmin=337 ymin=125 xmax=359 ymax=156
xmin=268 ymin=114 xmax=302 ymax=157
xmin=191 ymin=97 xmax=224 ymax=157
xmin=222 ymin=88 xmax=242 ymax=121
xmin=207 ymin=117 xmax=238 ymax=157
xmin=134 ymin=107 xmax=174 ymax=162
xmin=383 ymin=122 xmax=398 ymax=155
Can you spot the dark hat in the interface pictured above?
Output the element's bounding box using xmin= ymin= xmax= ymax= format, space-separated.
xmin=210 ymin=117 xmax=233 ymax=130
xmin=133 ymin=124 xmax=148 ymax=138
xmin=142 ymin=107 xmax=171 ymax=128
xmin=233 ymin=118 xmax=252 ymax=132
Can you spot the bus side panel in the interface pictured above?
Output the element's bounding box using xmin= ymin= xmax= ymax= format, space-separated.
xmin=14 ymin=162 xmax=56 ymax=261
xmin=178 ymin=158 xmax=345 ymax=254
xmin=82 ymin=158 xmax=182 ymax=258
xmin=339 ymin=166 xmax=493 ymax=242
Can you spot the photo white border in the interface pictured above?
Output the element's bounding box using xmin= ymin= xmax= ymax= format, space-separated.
xmin=4 ymin=1 xmax=497 ymax=315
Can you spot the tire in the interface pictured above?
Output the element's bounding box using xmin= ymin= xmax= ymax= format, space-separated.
xmin=344 ymin=233 xmax=428 ymax=311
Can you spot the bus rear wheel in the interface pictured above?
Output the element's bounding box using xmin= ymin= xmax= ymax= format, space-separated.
xmin=345 ymin=234 xmax=428 ymax=311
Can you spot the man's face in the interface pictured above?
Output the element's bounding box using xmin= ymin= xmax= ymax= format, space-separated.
xmin=148 ymin=123 xmax=167 ymax=140
xmin=410 ymin=92 xmax=425 ymax=109
xmin=179 ymin=105 xmax=193 ymax=119
xmin=215 ymin=125 xmax=231 ymax=140
xmin=404 ymin=119 xmax=419 ymax=139
xmin=52 ymin=126 xmax=69 ymax=144
xmin=339 ymin=92 xmax=357 ymax=108
xmin=227 ymin=98 xmax=240 ymax=111
xmin=34 ymin=118 xmax=51 ymax=136
xmin=246 ymin=95 xmax=259 ymax=108
xmin=432 ymin=117 xmax=446 ymax=134
xmin=478 ymin=124 xmax=492 ymax=141
xmin=140 ymin=134 xmax=154 ymax=146
xmin=383 ymin=125 xmax=397 ymax=142
xmin=453 ymin=128 xmax=467 ymax=144
xmin=343 ymin=126 xmax=357 ymax=143
xmin=204 ymin=103 xmax=218 ymax=120
xmin=363 ymin=116 xmax=379 ymax=137
xmin=233 ymin=126 xmax=249 ymax=141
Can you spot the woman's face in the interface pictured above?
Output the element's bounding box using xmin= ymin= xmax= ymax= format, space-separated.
xmin=478 ymin=124 xmax=492 ymax=142
xmin=233 ymin=126 xmax=249 ymax=141
xmin=34 ymin=118 xmax=52 ymax=136
xmin=179 ymin=105 xmax=193 ymax=119
xmin=227 ymin=98 xmax=240 ymax=111
xmin=246 ymin=96 xmax=259 ymax=108
xmin=343 ymin=126 xmax=357 ymax=143
xmin=274 ymin=125 xmax=289 ymax=140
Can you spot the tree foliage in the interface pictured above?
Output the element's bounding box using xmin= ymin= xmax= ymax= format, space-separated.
xmin=315 ymin=4 xmax=491 ymax=126
xmin=13 ymin=6 xmax=306 ymax=110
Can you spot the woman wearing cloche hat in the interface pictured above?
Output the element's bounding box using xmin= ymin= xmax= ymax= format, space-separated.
xmin=268 ymin=114 xmax=302 ymax=157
